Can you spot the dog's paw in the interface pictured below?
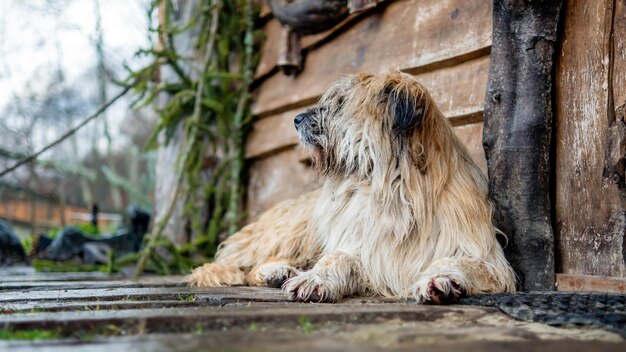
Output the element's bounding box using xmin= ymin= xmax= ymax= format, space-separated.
xmin=282 ymin=272 xmax=340 ymax=303
xmin=188 ymin=263 xmax=245 ymax=287
xmin=412 ymin=275 xmax=464 ymax=305
xmin=249 ymin=262 xmax=298 ymax=288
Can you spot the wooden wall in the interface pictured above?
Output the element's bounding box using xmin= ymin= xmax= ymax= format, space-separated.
xmin=555 ymin=0 xmax=626 ymax=280
xmin=247 ymin=0 xmax=492 ymax=220
xmin=243 ymin=0 xmax=626 ymax=289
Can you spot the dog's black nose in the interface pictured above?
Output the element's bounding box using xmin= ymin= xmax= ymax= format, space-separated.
xmin=294 ymin=113 xmax=307 ymax=127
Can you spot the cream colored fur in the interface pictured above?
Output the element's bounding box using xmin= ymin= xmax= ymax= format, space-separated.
xmin=189 ymin=72 xmax=516 ymax=303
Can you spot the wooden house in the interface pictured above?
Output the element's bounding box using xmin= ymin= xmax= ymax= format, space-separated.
xmin=244 ymin=0 xmax=626 ymax=292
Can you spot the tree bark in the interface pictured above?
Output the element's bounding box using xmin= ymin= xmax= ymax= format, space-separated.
xmin=483 ymin=0 xmax=562 ymax=291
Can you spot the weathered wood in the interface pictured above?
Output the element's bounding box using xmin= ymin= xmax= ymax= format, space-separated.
xmin=483 ymin=0 xmax=562 ymax=290
xmin=555 ymin=0 xmax=626 ymax=277
xmin=556 ymin=274 xmax=626 ymax=294
xmin=614 ymin=0 xmax=626 ymax=109
xmin=0 ymin=276 xmax=186 ymax=291
xmin=1 ymin=300 xmax=623 ymax=350
xmin=0 ymin=267 xmax=623 ymax=350
xmin=247 ymin=148 xmax=321 ymax=220
xmin=2 ymin=300 xmax=202 ymax=313
xmin=0 ymin=304 xmax=498 ymax=337
xmin=0 ymin=286 xmax=290 ymax=304
xmin=255 ymin=1 xmax=391 ymax=80
xmin=247 ymin=56 xmax=489 ymax=159
xmin=4 ymin=336 xmax=625 ymax=352
xmin=246 ymin=107 xmax=307 ymax=159
xmin=268 ymin=0 xmax=349 ymax=35
xmin=253 ymin=0 xmax=493 ymax=116
xmin=0 ymin=271 xmax=123 ymax=282
xmin=454 ymin=123 xmax=487 ymax=175
xmin=416 ymin=56 xmax=489 ymax=124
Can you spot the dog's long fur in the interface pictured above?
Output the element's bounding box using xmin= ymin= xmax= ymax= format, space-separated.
xmin=189 ymin=72 xmax=516 ymax=303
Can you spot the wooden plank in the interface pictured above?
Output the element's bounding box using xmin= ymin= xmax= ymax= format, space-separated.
xmin=3 ymin=335 xmax=625 ymax=352
xmin=0 ymin=271 xmax=124 ymax=282
xmin=614 ymin=0 xmax=626 ymax=108
xmin=246 ymin=107 xmax=306 ymax=159
xmin=1 ymin=300 xmax=202 ymax=314
xmin=555 ymin=0 xmax=626 ymax=277
xmin=454 ymin=123 xmax=487 ymax=176
xmin=0 ymin=304 xmax=495 ymax=336
xmin=0 ymin=286 xmax=290 ymax=304
xmin=247 ymin=148 xmax=320 ymax=221
xmin=556 ymin=274 xmax=626 ymax=294
xmin=256 ymin=2 xmax=393 ymax=80
xmin=0 ymin=276 xmax=186 ymax=291
xmin=252 ymin=0 xmax=492 ymax=116
xmin=247 ymin=56 xmax=489 ymax=159
xmin=255 ymin=19 xmax=281 ymax=79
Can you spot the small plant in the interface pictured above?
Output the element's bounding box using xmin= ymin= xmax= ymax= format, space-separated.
xmin=248 ymin=322 xmax=260 ymax=331
xmin=298 ymin=315 xmax=313 ymax=335
xmin=177 ymin=294 xmax=196 ymax=302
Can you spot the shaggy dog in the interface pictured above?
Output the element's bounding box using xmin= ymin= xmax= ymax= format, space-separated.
xmin=189 ymin=72 xmax=516 ymax=304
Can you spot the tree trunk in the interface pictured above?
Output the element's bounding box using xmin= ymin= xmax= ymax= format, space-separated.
xmin=483 ymin=0 xmax=562 ymax=291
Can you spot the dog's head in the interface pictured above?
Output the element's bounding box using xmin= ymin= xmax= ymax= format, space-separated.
xmin=295 ymin=72 xmax=447 ymax=180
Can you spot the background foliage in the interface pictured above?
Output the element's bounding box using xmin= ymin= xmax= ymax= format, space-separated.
xmin=125 ymin=0 xmax=263 ymax=273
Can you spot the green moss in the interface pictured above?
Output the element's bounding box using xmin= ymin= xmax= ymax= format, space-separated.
xmin=31 ymin=259 xmax=108 ymax=273
xmin=0 ymin=328 xmax=61 ymax=340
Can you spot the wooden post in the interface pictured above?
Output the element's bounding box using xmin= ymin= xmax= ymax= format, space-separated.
xmin=483 ymin=0 xmax=563 ymax=291
xmin=555 ymin=0 xmax=626 ymax=278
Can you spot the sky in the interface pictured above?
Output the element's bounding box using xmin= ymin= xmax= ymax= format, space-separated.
xmin=0 ymin=0 xmax=153 ymax=157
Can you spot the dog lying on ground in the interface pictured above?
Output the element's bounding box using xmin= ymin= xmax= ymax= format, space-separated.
xmin=189 ymin=72 xmax=516 ymax=304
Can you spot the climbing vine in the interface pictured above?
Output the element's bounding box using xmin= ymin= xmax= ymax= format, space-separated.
xmin=122 ymin=0 xmax=263 ymax=273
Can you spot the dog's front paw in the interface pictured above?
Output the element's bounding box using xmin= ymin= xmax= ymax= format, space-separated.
xmin=188 ymin=263 xmax=245 ymax=287
xmin=249 ymin=262 xmax=298 ymax=288
xmin=282 ymin=272 xmax=341 ymax=303
xmin=412 ymin=275 xmax=464 ymax=305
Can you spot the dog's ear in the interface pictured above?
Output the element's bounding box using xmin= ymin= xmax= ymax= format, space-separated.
xmin=383 ymin=85 xmax=426 ymax=135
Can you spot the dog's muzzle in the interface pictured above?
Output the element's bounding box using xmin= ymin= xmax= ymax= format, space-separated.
xmin=294 ymin=113 xmax=307 ymax=128
xmin=294 ymin=111 xmax=319 ymax=147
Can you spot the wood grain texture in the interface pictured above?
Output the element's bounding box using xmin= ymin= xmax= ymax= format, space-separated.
xmin=246 ymin=148 xmax=321 ymax=221
xmin=556 ymin=274 xmax=626 ymax=294
xmin=614 ymin=0 xmax=626 ymax=108
xmin=252 ymin=0 xmax=492 ymax=116
xmin=555 ymin=0 xmax=626 ymax=277
xmin=484 ymin=0 xmax=562 ymax=290
xmin=247 ymin=56 xmax=489 ymax=159
xmin=454 ymin=123 xmax=487 ymax=176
